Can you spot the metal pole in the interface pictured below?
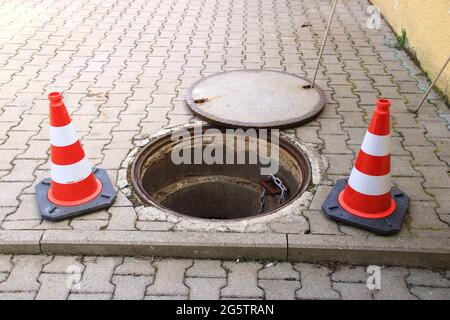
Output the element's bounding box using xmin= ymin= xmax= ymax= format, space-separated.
xmin=311 ymin=0 xmax=338 ymax=88
xmin=410 ymin=55 xmax=450 ymax=113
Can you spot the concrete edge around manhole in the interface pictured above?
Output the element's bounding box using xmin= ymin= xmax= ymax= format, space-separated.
xmin=118 ymin=121 xmax=328 ymax=233
xmin=0 ymin=230 xmax=449 ymax=268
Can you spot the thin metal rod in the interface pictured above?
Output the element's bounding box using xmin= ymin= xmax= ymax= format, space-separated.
xmin=410 ymin=55 xmax=450 ymax=113
xmin=311 ymin=0 xmax=338 ymax=88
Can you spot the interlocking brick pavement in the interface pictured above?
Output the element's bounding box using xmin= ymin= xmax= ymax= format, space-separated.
xmin=0 ymin=0 xmax=449 ymax=299
xmin=0 ymin=254 xmax=447 ymax=300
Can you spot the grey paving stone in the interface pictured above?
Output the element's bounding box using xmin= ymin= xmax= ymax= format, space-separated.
xmin=145 ymin=295 xmax=188 ymax=300
xmin=186 ymin=260 xmax=226 ymax=278
xmin=107 ymin=207 xmax=137 ymax=230
xmin=68 ymin=293 xmax=112 ymax=300
xmin=0 ymin=255 xmax=51 ymax=292
xmin=186 ymin=277 xmax=226 ymax=300
xmin=332 ymin=266 xmax=368 ymax=283
xmin=303 ymin=210 xmax=342 ymax=235
xmin=333 ymin=282 xmax=373 ymax=300
xmin=146 ymin=259 xmax=191 ymax=296
xmin=112 ymin=275 xmax=153 ymax=300
xmin=73 ymin=257 xmax=121 ymax=294
xmin=0 ymin=255 xmax=12 ymax=272
xmin=0 ymin=292 xmax=36 ymax=300
xmin=294 ymin=263 xmax=340 ymax=300
xmin=373 ymin=267 xmax=417 ymax=300
xmin=0 ymin=272 xmax=7 ymax=283
xmin=408 ymin=201 xmax=448 ymax=230
xmin=221 ymin=262 xmax=264 ymax=298
xmin=36 ymin=274 xmax=71 ymax=300
xmin=42 ymin=256 xmax=83 ymax=274
xmin=114 ymin=257 xmax=155 ymax=276
xmin=259 ymin=279 xmax=300 ymax=300
xmin=259 ymin=262 xmax=300 ymax=280
xmin=409 ymin=287 xmax=450 ymax=300
xmin=407 ymin=269 xmax=450 ymax=288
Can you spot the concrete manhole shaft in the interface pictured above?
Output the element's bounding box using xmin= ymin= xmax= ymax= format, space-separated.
xmin=130 ymin=125 xmax=312 ymax=221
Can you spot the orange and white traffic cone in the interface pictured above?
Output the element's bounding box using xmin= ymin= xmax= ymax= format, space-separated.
xmin=322 ymin=99 xmax=409 ymax=235
xmin=35 ymin=92 xmax=116 ymax=221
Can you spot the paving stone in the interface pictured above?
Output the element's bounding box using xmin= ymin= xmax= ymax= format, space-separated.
xmin=416 ymin=166 xmax=450 ymax=189
xmin=115 ymin=257 xmax=155 ymax=276
xmin=269 ymin=215 xmax=309 ymax=234
xmin=68 ymin=293 xmax=112 ymax=300
xmin=406 ymin=146 xmax=444 ymax=166
xmin=321 ymin=135 xmax=352 ymax=154
xmin=136 ymin=221 xmax=174 ymax=231
xmin=373 ymin=267 xmax=417 ymax=300
xmin=145 ymin=295 xmax=187 ymax=300
xmin=0 ymin=292 xmax=36 ymax=300
xmin=409 ymin=287 xmax=450 ymax=300
xmin=294 ymin=263 xmax=339 ymax=300
xmin=186 ymin=260 xmax=226 ymax=278
xmin=407 ymin=269 xmax=450 ymax=288
xmin=0 ymin=255 xmax=51 ymax=292
xmin=36 ymin=274 xmax=71 ymax=300
xmin=70 ymin=220 xmax=108 ymax=230
xmin=0 ymin=273 xmax=7 ymax=283
xmin=1 ymin=159 xmax=44 ymax=182
xmin=332 ymin=266 xmax=368 ymax=283
xmin=38 ymin=255 xmax=78 ymax=277
xmin=333 ymin=282 xmax=373 ymax=300
xmin=113 ymin=275 xmax=153 ymax=300
xmin=295 ymin=125 xmax=322 ymax=144
xmin=0 ymin=182 xmax=30 ymax=207
xmin=392 ymin=177 xmax=433 ymax=201
xmin=408 ymin=201 xmax=448 ymax=230
xmin=0 ymin=255 xmax=12 ymax=272
xmin=6 ymin=194 xmax=41 ymax=220
xmin=309 ymin=186 xmax=333 ymax=211
xmin=186 ymin=277 xmax=226 ymax=300
xmin=259 ymin=279 xmax=300 ymax=300
xmin=146 ymin=259 xmax=191 ymax=297
xmin=259 ymin=262 xmax=299 ymax=280
xmin=221 ymin=262 xmax=263 ymax=298
xmin=73 ymin=257 xmax=121 ymax=294
xmin=107 ymin=207 xmax=137 ymax=230
xmin=304 ymin=210 xmax=342 ymax=235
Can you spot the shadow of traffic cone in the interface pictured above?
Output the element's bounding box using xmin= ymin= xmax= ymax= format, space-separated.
xmin=322 ymin=99 xmax=409 ymax=235
xmin=35 ymin=92 xmax=116 ymax=221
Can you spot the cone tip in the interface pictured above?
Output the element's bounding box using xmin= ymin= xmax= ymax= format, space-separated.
xmin=48 ymin=92 xmax=62 ymax=102
xmin=376 ymin=98 xmax=390 ymax=111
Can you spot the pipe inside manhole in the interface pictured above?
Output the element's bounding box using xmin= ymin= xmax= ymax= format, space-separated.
xmin=130 ymin=126 xmax=312 ymax=220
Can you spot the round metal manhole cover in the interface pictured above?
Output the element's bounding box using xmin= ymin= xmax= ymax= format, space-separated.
xmin=130 ymin=125 xmax=312 ymax=221
xmin=186 ymin=70 xmax=326 ymax=129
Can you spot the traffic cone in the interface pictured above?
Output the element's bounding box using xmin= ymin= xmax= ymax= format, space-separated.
xmin=322 ymin=99 xmax=409 ymax=235
xmin=35 ymin=92 xmax=116 ymax=221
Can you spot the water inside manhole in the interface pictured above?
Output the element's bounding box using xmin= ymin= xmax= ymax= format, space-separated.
xmin=130 ymin=126 xmax=312 ymax=220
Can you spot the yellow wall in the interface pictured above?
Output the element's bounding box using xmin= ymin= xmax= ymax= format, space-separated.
xmin=370 ymin=0 xmax=450 ymax=100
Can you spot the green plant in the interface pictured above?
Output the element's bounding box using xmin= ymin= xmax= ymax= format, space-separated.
xmin=396 ymin=28 xmax=408 ymax=49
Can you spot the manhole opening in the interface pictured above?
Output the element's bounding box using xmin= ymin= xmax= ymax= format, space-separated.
xmin=130 ymin=126 xmax=312 ymax=221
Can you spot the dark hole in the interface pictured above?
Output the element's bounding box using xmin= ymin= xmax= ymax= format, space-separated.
xmin=131 ymin=126 xmax=311 ymax=220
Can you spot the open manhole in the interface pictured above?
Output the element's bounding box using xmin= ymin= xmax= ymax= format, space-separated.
xmin=130 ymin=126 xmax=312 ymax=220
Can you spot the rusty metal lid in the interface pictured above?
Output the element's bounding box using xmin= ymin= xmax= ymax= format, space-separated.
xmin=186 ymin=70 xmax=326 ymax=128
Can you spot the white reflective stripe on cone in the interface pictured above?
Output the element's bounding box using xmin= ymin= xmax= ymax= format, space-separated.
xmin=51 ymin=157 xmax=92 ymax=184
xmin=348 ymin=167 xmax=391 ymax=196
xmin=360 ymin=131 xmax=390 ymax=157
xmin=50 ymin=122 xmax=78 ymax=147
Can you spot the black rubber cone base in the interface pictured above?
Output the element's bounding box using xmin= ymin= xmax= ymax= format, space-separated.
xmin=322 ymin=178 xmax=410 ymax=235
xmin=35 ymin=168 xmax=117 ymax=221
